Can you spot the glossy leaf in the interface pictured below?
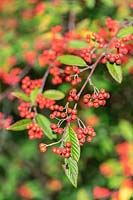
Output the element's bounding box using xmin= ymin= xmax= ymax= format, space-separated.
xmin=36 ymin=114 xmax=56 ymax=140
xmin=30 ymin=88 xmax=40 ymax=104
xmin=65 ymin=126 xmax=80 ymax=162
xmin=106 ymin=62 xmax=122 ymax=83
xmin=117 ymin=26 xmax=133 ymax=38
xmin=57 ymin=54 xmax=87 ymax=67
xmin=68 ymin=40 xmax=88 ymax=49
xmin=63 ymin=157 xmax=78 ymax=187
xmin=7 ymin=119 xmax=32 ymax=131
xmin=43 ymin=89 xmax=65 ymax=100
xmin=11 ymin=91 xmax=30 ymax=102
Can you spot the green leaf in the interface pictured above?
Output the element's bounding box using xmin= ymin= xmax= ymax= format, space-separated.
xmin=58 ymin=83 xmax=72 ymax=93
xmin=86 ymin=0 xmax=95 ymax=8
xmin=101 ymin=0 xmax=114 ymax=6
xmin=106 ymin=62 xmax=122 ymax=83
xmin=43 ymin=89 xmax=65 ymax=100
xmin=7 ymin=119 xmax=32 ymax=131
xmin=65 ymin=126 xmax=80 ymax=162
xmin=118 ymin=120 xmax=133 ymax=141
xmin=26 ymin=181 xmax=45 ymax=198
xmin=57 ymin=54 xmax=87 ymax=67
xmin=63 ymin=157 xmax=78 ymax=187
xmin=36 ymin=114 xmax=56 ymax=140
xmin=12 ymin=91 xmax=30 ymax=102
xmin=30 ymin=88 xmax=40 ymax=104
xmin=117 ymin=26 xmax=133 ymax=38
xmin=77 ymin=188 xmax=90 ymax=200
xmin=68 ymin=40 xmax=88 ymax=49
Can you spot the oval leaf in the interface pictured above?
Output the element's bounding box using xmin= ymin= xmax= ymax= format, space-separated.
xmin=106 ymin=62 xmax=122 ymax=83
xmin=117 ymin=26 xmax=133 ymax=38
xmin=43 ymin=89 xmax=65 ymax=100
xmin=12 ymin=91 xmax=30 ymax=102
xmin=57 ymin=55 xmax=87 ymax=67
xmin=7 ymin=119 xmax=32 ymax=131
xmin=63 ymin=157 xmax=78 ymax=187
xmin=36 ymin=114 xmax=56 ymax=140
xmin=65 ymin=126 xmax=80 ymax=162
xmin=68 ymin=40 xmax=88 ymax=49
xmin=30 ymin=88 xmax=40 ymax=104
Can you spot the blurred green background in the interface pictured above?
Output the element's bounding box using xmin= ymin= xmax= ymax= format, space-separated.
xmin=0 ymin=0 xmax=133 ymax=199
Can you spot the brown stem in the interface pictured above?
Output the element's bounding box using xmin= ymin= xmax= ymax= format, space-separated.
xmin=78 ymin=53 xmax=104 ymax=97
xmin=40 ymin=68 xmax=50 ymax=93
xmin=73 ymin=21 xmax=130 ymax=109
xmin=68 ymin=10 xmax=76 ymax=31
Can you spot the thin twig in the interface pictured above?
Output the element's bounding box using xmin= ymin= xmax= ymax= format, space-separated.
xmin=40 ymin=68 xmax=50 ymax=93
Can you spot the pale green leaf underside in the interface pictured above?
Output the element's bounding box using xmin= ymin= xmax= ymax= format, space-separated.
xmin=63 ymin=157 xmax=78 ymax=187
xmin=106 ymin=62 xmax=122 ymax=83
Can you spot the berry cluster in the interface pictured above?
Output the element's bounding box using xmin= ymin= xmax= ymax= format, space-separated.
xmin=83 ymin=89 xmax=110 ymax=108
xmin=64 ymin=66 xmax=81 ymax=85
xmin=23 ymin=50 xmax=36 ymax=65
xmin=50 ymin=104 xmax=77 ymax=123
xmin=102 ymin=53 xmax=122 ymax=65
xmin=49 ymin=66 xmax=63 ymax=85
xmin=39 ymin=143 xmax=47 ymax=153
xmin=77 ymin=126 xmax=96 ymax=146
xmin=22 ymin=76 xmax=42 ymax=95
xmin=18 ymin=102 xmax=35 ymax=119
xmin=0 ymin=112 xmax=12 ymax=129
xmin=36 ymin=93 xmax=55 ymax=109
xmin=106 ymin=17 xmax=120 ymax=37
xmin=52 ymin=142 xmax=71 ymax=158
xmin=50 ymin=123 xmax=64 ymax=134
xmin=92 ymin=32 xmax=106 ymax=48
xmin=50 ymin=104 xmax=66 ymax=119
xmin=77 ymin=31 xmax=106 ymax=64
xmin=78 ymin=47 xmax=96 ymax=64
xmin=68 ymin=88 xmax=79 ymax=102
xmin=101 ymin=35 xmax=133 ymax=65
xmin=67 ymin=108 xmax=77 ymax=122
xmin=26 ymin=122 xmax=43 ymax=139
xmin=0 ymin=68 xmax=21 ymax=86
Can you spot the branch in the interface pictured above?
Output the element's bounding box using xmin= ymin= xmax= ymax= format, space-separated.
xmin=40 ymin=68 xmax=50 ymax=93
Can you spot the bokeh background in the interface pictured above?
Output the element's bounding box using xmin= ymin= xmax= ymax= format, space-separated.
xmin=0 ymin=0 xmax=133 ymax=199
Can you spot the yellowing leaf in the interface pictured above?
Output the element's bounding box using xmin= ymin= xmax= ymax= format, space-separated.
xmin=38 ymin=15 xmax=52 ymax=32
xmin=77 ymin=188 xmax=90 ymax=200
xmin=119 ymin=186 xmax=133 ymax=200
